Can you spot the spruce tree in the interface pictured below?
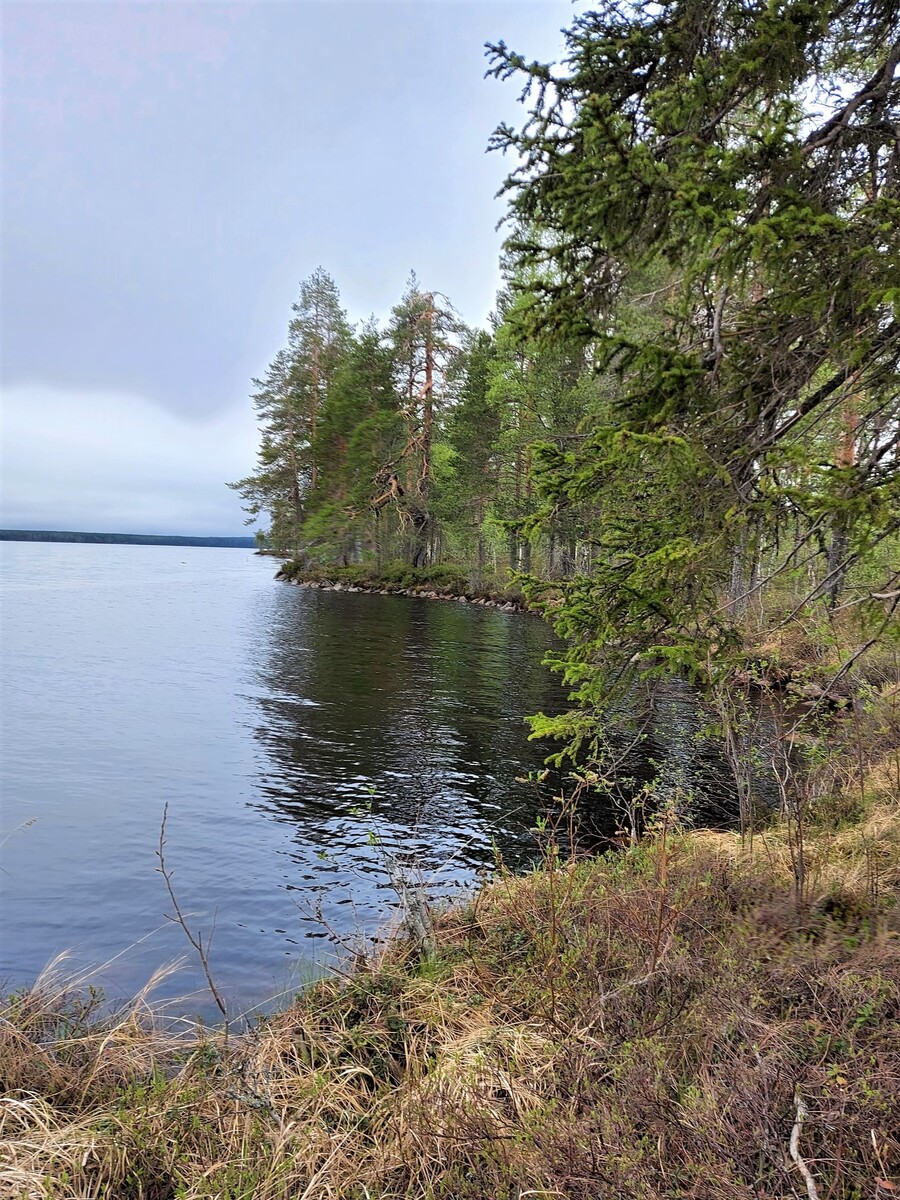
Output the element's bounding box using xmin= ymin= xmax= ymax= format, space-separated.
xmin=230 ymin=270 xmax=352 ymax=555
xmin=487 ymin=0 xmax=899 ymax=722
xmin=304 ymin=323 xmax=404 ymax=564
xmin=442 ymin=330 xmax=502 ymax=582
xmin=478 ymin=0 xmax=900 ymax=812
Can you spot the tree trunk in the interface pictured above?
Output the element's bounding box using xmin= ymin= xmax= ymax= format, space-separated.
xmin=419 ymin=295 xmax=434 ymax=501
xmin=475 ymin=498 xmax=486 ymax=586
xmin=411 ymin=509 xmax=430 ymax=568
xmin=729 ymin=525 xmax=758 ymax=617
xmin=310 ymin=342 xmax=319 ymax=492
xmin=819 ymin=397 xmax=859 ymax=608
xmin=508 ymin=527 xmax=519 ymax=574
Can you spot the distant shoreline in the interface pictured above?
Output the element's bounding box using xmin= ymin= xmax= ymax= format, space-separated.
xmin=0 ymin=529 xmax=256 ymax=548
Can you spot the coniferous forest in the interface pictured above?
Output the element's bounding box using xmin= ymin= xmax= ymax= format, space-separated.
xmin=6 ymin=4 xmax=900 ymax=1198
xmin=233 ymin=0 xmax=899 ymax=802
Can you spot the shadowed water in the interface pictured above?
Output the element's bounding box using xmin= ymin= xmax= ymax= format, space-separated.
xmin=0 ymin=542 xmax=736 ymax=1018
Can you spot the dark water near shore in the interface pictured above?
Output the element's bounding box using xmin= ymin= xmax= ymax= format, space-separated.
xmin=1 ymin=543 xmax=735 ymax=1019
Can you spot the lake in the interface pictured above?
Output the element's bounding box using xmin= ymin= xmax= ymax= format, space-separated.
xmin=0 ymin=543 xmax=574 ymax=1017
xmin=0 ymin=542 xmax=737 ymax=1020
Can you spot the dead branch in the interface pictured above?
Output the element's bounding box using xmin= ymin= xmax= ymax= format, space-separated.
xmin=574 ymin=966 xmax=665 ymax=1040
xmin=156 ymin=802 xmax=228 ymax=1026
xmin=820 ymin=592 xmax=900 ymax=702
xmin=789 ymin=1088 xmax=820 ymax=1200
xmin=372 ymin=432 xmax=424 ymax=482
xmin=802 ymin=43 xmax=900 ymax=155
xmin=711 ymin=286 xmax=728 ymax=377
xmin=371 ymin=474 xmax=405 ymax=511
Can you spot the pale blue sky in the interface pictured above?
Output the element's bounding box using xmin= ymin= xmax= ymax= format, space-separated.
xmin=1 ymin=1 xmax=571 ymax=534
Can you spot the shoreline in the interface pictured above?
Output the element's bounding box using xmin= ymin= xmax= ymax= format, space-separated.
xmin=274 ymin=560 xmax=536 ymax=614
xmin=271 ymin=562 xmax=888 ymax=701
xmin=5 ymin=800 xmax=898 ymax=1198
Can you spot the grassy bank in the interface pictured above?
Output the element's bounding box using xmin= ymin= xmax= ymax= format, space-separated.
xmin=275 ymin=560 xmax=532 ymax=611
xmin=3 ymin=787 xmax=899 ymax=1199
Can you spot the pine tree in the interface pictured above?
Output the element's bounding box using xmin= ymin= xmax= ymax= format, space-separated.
xmin=287 ymin=268 xmax=352 ymax=495
xmin=228 ymin=349 xmax=305 ymax=554
xmin=386 ymin=274 xmax=465 ymax=565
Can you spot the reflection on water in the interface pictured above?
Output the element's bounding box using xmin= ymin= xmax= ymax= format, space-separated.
xmin=572 ymin=678 xmax=758 ymax=840
xmin=1 ymin=544 xmax=742 ymax=1020
xmin=1 ymin=545 xmax=574 ymax=1016
xmin=245 ymin=587 xmax=567 ymax=936
xmin=244 ymin=586 xmax=744 ymax=946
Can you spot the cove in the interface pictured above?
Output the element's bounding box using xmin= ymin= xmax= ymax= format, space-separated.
xmin=0 ymin=542 xmax=567 ymax=1016
xmin=1 ymin=541 xmax=736 ymax=1019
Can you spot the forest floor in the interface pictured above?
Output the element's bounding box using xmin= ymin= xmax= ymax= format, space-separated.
xmin=3 ymin=751 xmax=899 ymax=1199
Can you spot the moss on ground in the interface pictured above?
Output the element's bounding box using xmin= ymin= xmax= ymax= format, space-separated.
xmin=275 ymin=558 xmax=527 ymax=605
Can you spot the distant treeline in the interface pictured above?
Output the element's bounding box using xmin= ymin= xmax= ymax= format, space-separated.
xmin=1 ymin=530 xmax=256 ymax=548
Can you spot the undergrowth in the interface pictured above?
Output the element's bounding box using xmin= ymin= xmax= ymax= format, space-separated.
xmin=3 ymin=799 xmax=899 ymax=1199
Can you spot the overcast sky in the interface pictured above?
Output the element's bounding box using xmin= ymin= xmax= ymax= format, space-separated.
xmin=1 ymin=0 xmax=571 ymax=536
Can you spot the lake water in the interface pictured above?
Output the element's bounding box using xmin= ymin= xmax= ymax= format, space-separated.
xmin=1 ymin=543 xmax=575 ymax=1016
xmin=1 ymin=543 xmax=737 ymax=1020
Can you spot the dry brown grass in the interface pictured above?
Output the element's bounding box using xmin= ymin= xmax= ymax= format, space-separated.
xmin=741 ymin=584 xmax=900 ymax=688
xmin=3 ymin=798 xmax=899 ymax=1199
xmin=690 ymin=795 xmax=900 ymax=899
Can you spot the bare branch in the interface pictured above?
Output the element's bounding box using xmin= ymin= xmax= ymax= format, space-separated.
xmin=789 ymin=1088 xmax=820 ymax=1200
xmin=802 ymin=43 xmax=900 ymax=155
xmin=156 ymin=803 xmax=228 ymax=1026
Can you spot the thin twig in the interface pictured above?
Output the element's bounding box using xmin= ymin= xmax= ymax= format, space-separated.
xmin=156 ymin=803 xmax=229 ymax=1028
xmin=711 ymin=285 xmax=728 ymax=378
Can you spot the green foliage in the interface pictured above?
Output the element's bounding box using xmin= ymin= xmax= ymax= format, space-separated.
xmin=230 ymin=6 xmax=898 ymax=842
xmin=485 ymin=0 xmax=899 ymax=768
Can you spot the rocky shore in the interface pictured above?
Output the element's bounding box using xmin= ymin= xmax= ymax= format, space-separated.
xmin=278 ymin=571 xmax=533 ymax=613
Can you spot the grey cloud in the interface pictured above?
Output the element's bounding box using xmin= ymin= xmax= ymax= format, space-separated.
xmin=1 ymin=385 xmax=258 ymax=535
xmin=2 ymin=1 xmax=569 ymax=532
